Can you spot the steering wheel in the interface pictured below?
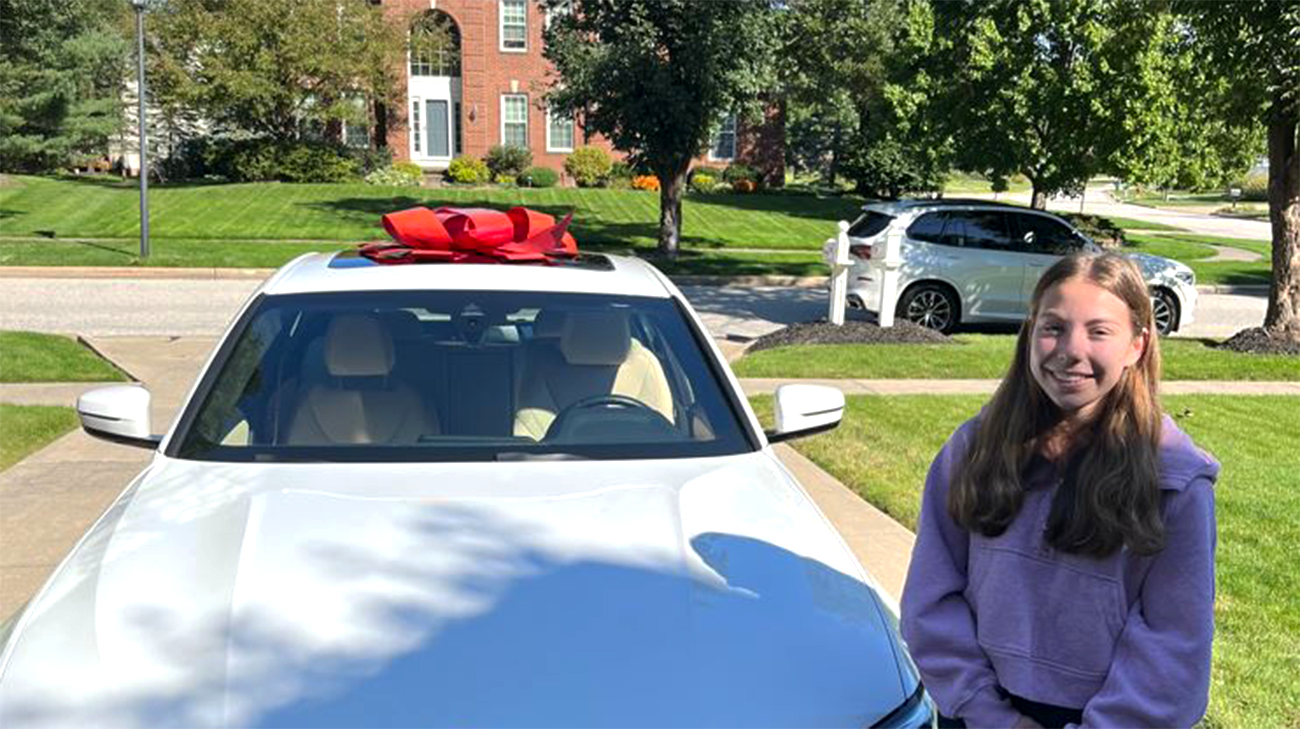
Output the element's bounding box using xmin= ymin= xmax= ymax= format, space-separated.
xmin=544 ymin=394 xmax=673 ymax=440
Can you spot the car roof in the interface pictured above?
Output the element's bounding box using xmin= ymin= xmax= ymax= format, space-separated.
xmin=262 ymin=251 xmax=674 ymax=298
xmin=861 ymin=198 xmax=1041 ymax=214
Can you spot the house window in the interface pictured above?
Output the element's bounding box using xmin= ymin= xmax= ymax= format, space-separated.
xmin=709 ymin=114 xmax=737 ymax=161
xmin=500 ymin=0 xmax=527 ymax=52
xmin=501 ymin=94 xmax=528 ymax=148
xmin=410 ymin=11 xmax=461 ymax=77
xmin=547 ymin=109 xmax=574 ymax=152
xmin=412 ymin=99 xmax=422 ymax=154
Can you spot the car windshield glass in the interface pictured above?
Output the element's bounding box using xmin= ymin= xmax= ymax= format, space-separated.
xmin=170 ymin=291 xmax=752 ymax=462
xmin=848 ymin=211 xmax=893 ymax=239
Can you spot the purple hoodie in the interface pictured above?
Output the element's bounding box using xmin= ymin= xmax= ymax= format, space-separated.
xmin=900 ymin=415 xmax=1219 ymax=729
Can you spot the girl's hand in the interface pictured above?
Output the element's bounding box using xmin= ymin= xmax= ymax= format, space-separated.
xmin=1012 ymin=715 xmax=1044 ymax=729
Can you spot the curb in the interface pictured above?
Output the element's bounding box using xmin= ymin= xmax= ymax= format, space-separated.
xmin=1195 ymin=284 xmax=1269 ymax=295
xmin=0 ymin=266 xmax=275 ymax=280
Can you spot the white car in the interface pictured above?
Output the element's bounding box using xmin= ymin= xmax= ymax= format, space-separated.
xmin=0 ymin=246 xmax=934 ymax=727
xmin=837 ymin=200 xmax=1197 ymax=335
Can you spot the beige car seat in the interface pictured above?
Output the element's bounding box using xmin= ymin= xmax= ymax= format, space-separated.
xmin=513 ymin=310 xmax=674 ymax=440
xmin=288 ymin=313 xmax=437 ymax=445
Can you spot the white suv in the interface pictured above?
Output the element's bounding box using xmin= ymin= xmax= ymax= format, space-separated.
xmin=838 ymin=200 xmax=1197 ymax=335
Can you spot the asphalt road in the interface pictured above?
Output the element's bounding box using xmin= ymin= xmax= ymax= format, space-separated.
xmin=0 ymin=277 xmax=1267 ymax=341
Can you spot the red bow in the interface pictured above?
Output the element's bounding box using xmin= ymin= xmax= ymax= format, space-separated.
xmin=360 ymin=206 xmax=578 ymax=265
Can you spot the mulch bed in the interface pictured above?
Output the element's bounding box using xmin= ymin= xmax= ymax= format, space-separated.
xmin=1214 ymin=327 xmax=1300 ymax=356
xmin=746 ymin=319 xmax=953 ymax=353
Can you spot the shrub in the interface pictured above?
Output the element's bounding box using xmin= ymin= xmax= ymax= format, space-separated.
xmin=632 ymin=174 xmax=660 ymax=192
xmin=277 ymin=142 xmax=361 ymax=183
xmin=690 ymin=165 xmax=724 ymax=184
xmin=690 ymin=173 xmax=717 ymax=193
xmin=731 ymin=178 xmax=757 ymax=193
xmin=485 ymin=145 xmax=533 ymax=181
xmin=226 ymin=140 xmax=280 ymax=182
xmin=565 ymin=146 xmax=614 ymax=187
xmin=496 ymin=174 xmax=518 ymax=186
xmin=365 ymin=162 xmax=423 ymax=187
xmin=1059 ymin=213 xmax=1126 ymax=248
xmin=447 ymin=155 xmax=489 ymax=184
xmin=722 ymin=163 xmax=759 ymax=185
xmin=1231 ymin=173 xmax=1268 ymax=202
xmin=349 ymin=146 xmax=394 ymax=176
xmin=607 ymin=160 xmax=636 ymax=181
xmin=519 ymin=166 xmax=559 ymax=188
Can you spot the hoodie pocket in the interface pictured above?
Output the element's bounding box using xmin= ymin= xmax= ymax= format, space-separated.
xmin=967 ymin=543 xmax=1125 ymax=678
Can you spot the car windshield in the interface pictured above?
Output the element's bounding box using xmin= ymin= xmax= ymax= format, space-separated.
xmin=169 ymin=290 xmax=753 ymax=462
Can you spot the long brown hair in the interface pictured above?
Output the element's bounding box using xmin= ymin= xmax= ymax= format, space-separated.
xmin=949 ymin=253 xmax=1166 ymax=557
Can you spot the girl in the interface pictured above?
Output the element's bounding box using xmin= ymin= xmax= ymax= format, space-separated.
xmin=900 ymin=253 xmax=1219 ymax=728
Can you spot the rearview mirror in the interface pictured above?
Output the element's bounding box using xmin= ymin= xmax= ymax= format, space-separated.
xmin=77 ymin=386 xmax=160 ymax=449
xmin=766 ymin=384 xmax=844 ymax=443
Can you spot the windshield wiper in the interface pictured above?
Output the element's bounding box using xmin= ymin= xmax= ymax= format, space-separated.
xmin=494 ymin=451 xmax=589 ymax=462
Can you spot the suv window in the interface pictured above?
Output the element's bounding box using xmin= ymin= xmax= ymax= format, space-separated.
xmin=906 ymin=212 xmax=948 ymax=244
xmin=944 ymin=211 xmax=1013 ymax=250
xmin=848 ymin=211 xmax=893 ymax=239
xmin=1016 ymin=213 xmax=1083 ymax=255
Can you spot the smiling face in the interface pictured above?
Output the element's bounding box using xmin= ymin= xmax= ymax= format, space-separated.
xmin=1029 ymin=277 xmax=1148 ymax=424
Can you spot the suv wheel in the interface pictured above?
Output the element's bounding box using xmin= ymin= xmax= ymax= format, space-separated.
xmin=1151 ymin=288 xmax=1178 ymax=336
xmin=899 ymin=283 xmax=959 ymax=334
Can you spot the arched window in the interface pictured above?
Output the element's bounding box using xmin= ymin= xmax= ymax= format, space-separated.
xmin=410 ymin=11 xmax=461 ymax=77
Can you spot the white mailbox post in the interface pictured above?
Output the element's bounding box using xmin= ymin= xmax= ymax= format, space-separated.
xmin=824 ymin=220 xmax=853 ymax=326
xmin=875 ymin=227 xmax=904 ymax=327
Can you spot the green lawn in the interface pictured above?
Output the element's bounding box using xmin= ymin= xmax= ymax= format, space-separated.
xmin=1104 ymin=216 xmax=1185 ymax=232
xmin=734 ymin=335 xmax=1300 ymax=381
xmin=942 ymin=172 xmax=1032 ymax=194
xmin=1124 ymin=232 xmax=1273 ymax=286
xmin=0 ymin=331 xmax=129 ymax=383
xmin=0 ymin=404 xmax=78 ymax=470
xmin=0 ymin=174 xmax=862 ymax=253
xmin=748 ymin=393 xmax=1300 ymax=729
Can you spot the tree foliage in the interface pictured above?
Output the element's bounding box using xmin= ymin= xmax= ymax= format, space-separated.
xmin=148 ymin=0 xmax=406 ymax=144
xmin=0 ymin=0 xmax=128 ymax=172
xmin=1179 ymin=0 xmax=1300 ymax=339
xmin=542 ymin=0 xmax=779 ymax=255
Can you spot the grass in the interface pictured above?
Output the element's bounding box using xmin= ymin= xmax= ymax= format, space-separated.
xmin=0 ymin=174 xmax=862 ymax=255
xmin=942 ymin=172 xmax=1032 ymax=194
xmin=1124 ymin=232 xmax=1273 ymax=286
xmin=0 ymin=404 xmax=78 ymax=470
xmin=1104 ymin=216 xmax=1185 ymax=232
xmin=747 ymin=393 xmax=1300 ymax=728
xmin=734 ymin=335 xmax=1300 ymax=381
xmin=0 ymin=331 xmax=129 ymax=383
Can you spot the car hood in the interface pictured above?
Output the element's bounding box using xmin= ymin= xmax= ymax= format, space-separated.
xmin=1122 ymin=250 xmax=1192 ymax=280
xmin=0 ymin=453 xmax=912 ymax=728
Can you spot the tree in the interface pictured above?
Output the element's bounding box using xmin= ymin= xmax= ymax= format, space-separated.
xmin=543 ymin=0 xmax=779 ymax=256
xmin=1179 ymin=1 xmax=1300 ymax=340
xmin=0 ymin=0 xmax=128 ymax=172
xmin=922 ymin=0 xmax=1184 ymax=209
xmin=780 ymin=0 xmax=891 ymax=186
xmin=148 ymin=0 xmax=406 ymax=145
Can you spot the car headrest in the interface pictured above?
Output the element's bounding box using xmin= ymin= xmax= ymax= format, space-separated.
xmin=560 ymin=311 xmax=630 ymax=366
xmin=325 ymin=314 xmax=394 ymax=377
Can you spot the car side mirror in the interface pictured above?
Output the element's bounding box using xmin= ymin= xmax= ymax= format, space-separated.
xmin=77 ymin=386 xmax=161 ymax=449
xmin=766 ymin=384 xmax=844 ymax=443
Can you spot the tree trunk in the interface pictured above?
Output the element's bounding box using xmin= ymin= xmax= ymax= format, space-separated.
xmin=1263 ymin=108 xmax=1300 ymax=340
xmin=1030 ymin=183 xmax=1048 ymax=210
xmin=827 ymin=122 xmax=842 ymax=187
xmin=657 ymin=166 xmax=688 ymax=258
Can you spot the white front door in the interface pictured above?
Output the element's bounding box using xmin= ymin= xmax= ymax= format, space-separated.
xmin=409 ymin=76 xmax=460 ymax=168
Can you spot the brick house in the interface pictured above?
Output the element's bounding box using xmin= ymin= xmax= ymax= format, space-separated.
xmin=379 ymin=0 xmax=784 ymax=185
